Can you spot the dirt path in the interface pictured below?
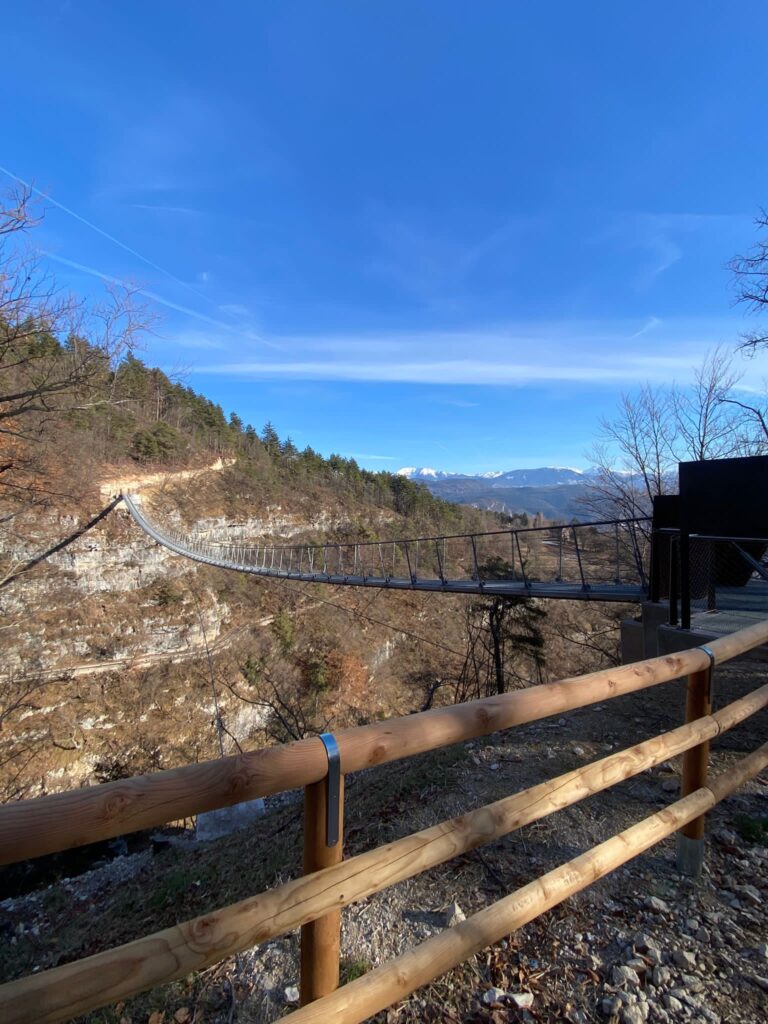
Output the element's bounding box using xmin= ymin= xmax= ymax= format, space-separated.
xmin=5 ymin=621 xmax=257 ymax=683
xmin=98 ymin=457 xmax=235 ymax=500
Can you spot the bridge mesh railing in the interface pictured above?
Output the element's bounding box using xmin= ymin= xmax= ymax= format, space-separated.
xmin=652 ymin=530 xmax=768 ymax=628
xmin=686 ymin=536 xmax=768 ymax=623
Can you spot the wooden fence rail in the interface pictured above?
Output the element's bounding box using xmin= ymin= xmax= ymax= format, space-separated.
xmin=283 ymin=744 xmax=768 ymax=1024
xmin=2 ymin=618 xmax=767 ymax=867
xmin=1 ymin=620 xmax=766 ymax=1023
xmin=1 ymin=681 xmax=766 ymax=1024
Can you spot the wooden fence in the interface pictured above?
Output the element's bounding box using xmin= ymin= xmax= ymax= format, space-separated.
xmin=1 ymin=619 xmax=767 ymax=1023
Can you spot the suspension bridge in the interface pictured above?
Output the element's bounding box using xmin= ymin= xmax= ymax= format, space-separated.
xmin=123 ymin=494 xmax=650 ymax=602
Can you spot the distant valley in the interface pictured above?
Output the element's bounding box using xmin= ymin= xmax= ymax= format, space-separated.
xmin=396 ymin=466 xmax=593 ymax=519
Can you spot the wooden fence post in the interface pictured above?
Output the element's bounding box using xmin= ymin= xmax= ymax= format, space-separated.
xmin=300 ymin=765 xmax=345 ymax=1004
xmin=676 ymin=655 xmax=713 ymax=876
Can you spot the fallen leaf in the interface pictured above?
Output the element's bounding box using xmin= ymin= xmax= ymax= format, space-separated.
xmin=174 ymin=1010 xmax=191 ymax=1024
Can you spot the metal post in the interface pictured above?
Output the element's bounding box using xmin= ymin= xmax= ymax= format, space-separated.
xmin=629 ymin=521 xmax=647 ymax=589
xmin=676 ymin=647 xmax=714 ymax=877
xmin=404 ymin=542 xmax=415 ymax=583
xmin=680 ymin=531 xmax=691 ymax=630
xmin=300 ymin=735 xmax=344 ymax=1004
xmin=649 ymin=530 xmax=660 ymax=603
xmin=706 ymin=539 xmax=717 ymax=611
xmin=470 ymin=535 xmax=482 ymax=585
xmin=572 ymin=527 xmax=588 ymax=590
xmin=669 ymin=535 xmax=679 ymax=626
xmin=435 ymin=539 xmax=445 ymax=583
xmin=515 ymin=533 xmax=528 ymax=588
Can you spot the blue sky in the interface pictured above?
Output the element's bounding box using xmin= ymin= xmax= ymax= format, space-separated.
xmin=3 ymin=2 xmax=768 ymax=473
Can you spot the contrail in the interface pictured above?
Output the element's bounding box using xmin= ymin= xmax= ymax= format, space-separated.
xmin=46 ymin=252 xmax=281 ymax=349
xmin=0 ymin=163 xmax=211 ymax=300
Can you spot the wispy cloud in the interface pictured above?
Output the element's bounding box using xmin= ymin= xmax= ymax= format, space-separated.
xmin=97 ymin=91 xmax=288 ymax=201
xmin=218 ymin=303 xmax=252 ymax=318
xmin=201 ymin=358 xmax=654 ymax=384
xmin=628 ymin=316 xmax=662 ymax=340
xmin=429 ymin=396 xmax=480 ymax=408
xmin=196 ymin=318 xmax=768 ymax=389
xmin=593 ymin=211 xmax=745 ymax=290
xmin=368 ymin=215 xmax=528 ymax=305
xmin=131 ymin=203 xmax=203 ymax=217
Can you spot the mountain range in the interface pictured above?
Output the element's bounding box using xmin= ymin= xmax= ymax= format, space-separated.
xmin=395 ymin=466 xmax=594 ymax=519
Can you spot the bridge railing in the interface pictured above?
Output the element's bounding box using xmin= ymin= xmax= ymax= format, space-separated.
xmin=125 ymin=496 xmax=650 ymax=594
xmin=0 ymin=619 xmax=766 ymax=1024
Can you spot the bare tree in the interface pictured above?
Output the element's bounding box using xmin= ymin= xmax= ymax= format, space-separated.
xmin=452 ymin=560 xmax=547 ymax=702
xmin=718 ymin=394 xmax=768 ymax=445
xmin=226 ymin=655 xmax=333 ymax=744
xmin=729 ymin=208 xmax=768 ymax=353
xmin=671 ymin=349 xmax=746 ymax=461
xmin=581 ymin=385 xmax=676 ymax=521
xmin=0 ymin=184 xmax=152 ymax=508
xmin=582 ymin=350 xmax=765 ymax=522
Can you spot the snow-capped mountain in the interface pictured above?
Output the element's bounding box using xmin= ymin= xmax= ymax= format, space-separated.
xmin=395 ymin=467 xmax=451 ymax=480
xmin=396 ymin=466 xmax=587 ymax=486
xmin=395 ymin=466 xmax=593 ymax=518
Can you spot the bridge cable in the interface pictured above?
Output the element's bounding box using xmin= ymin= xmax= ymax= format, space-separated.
xmin=0 ymin=496 xmax=123 ymax=591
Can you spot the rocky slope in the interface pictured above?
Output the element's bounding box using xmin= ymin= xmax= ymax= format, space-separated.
xmin=0 ymin=457 xmax=493 ymax=801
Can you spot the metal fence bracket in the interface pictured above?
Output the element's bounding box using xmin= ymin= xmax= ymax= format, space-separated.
xmin=319 ymin=733 xmax=341 ymax=847
xmin=698 ymin=644 xmax=716 ymax=703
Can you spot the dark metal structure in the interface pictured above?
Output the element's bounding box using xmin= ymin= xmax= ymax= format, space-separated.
xmin=650 ymin=455 xmax=768 ymax=629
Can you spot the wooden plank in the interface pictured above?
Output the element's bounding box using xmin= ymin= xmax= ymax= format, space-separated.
xmin=1 ymin=686 xmax=765 ymax=1024
xmin=283 ymin=743 xmax=768 ymax=1024
xmin=300 ymin=776 xmax=345 ymax=1003
xmin=0 ymin=737 xmax=330 ymax=865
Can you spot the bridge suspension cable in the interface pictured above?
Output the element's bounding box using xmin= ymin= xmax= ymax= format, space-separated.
xmin=123 ymin=495 xmax=650 ymax=603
